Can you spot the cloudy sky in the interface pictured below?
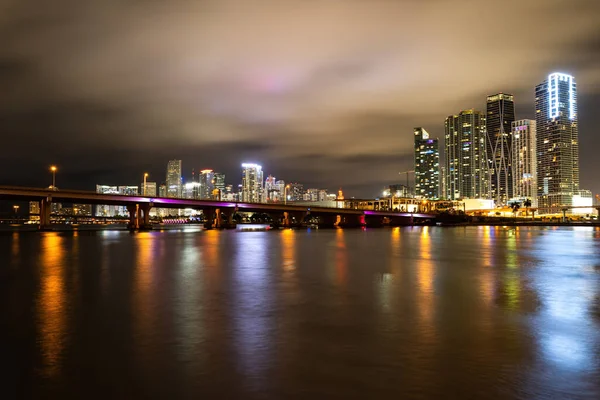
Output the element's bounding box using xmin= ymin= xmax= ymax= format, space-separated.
xmin=1 ymin=0 xmax=599 ymax=197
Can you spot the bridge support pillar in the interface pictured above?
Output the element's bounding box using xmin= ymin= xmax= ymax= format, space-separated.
xmin=226 ymin=209 xmax=237 ymax=229
xmin=282 ymin=212 xmax=292 ymax=228
xmin=282 ymin=211 xmax=306 ymax=228
xmin=203 ymin=208 xmax=215 ymax=229
xmin=127 ymin=204 xmax=139 ymax=230
xmin=214 ymin=208 xmax=224 ymax=229
xmin=138 ymin=203 xmax=153 ymax=230
xmin=39 ymin=198 xmax=52 ymax=230
xmin=269 ymin=213 xmax=282 ymax=228
xmin=562 ymin=208 xmax=568 ymax=223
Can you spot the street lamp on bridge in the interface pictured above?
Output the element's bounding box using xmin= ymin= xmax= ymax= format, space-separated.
xmin=50 ymin=165 xmax=57 ymax=190
xmin=143 ymin=173 xmax=149 ymax=196
xmin=284 ymin=184 xmax=290 ymax=205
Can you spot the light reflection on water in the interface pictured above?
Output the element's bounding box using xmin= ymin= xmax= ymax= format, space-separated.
xmin=37 ymin=233 xmax=66 ymax=377
xmin=2 ymin=226 xmax=600 ymax=398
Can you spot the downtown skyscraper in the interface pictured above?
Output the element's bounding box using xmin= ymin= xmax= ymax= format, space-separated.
xmin=511 ymin=120 xmax=537 ymax=206
xmin=241 ymin=163 xmax=264 ymax=203
xmin=535 ymin=73 xmax=579 ymax=208
xmin=414 ymin=127 xmax=440 ymax=199
xmin=445 ymin=110 xmax=489 ymax=200
xmin=166 ymin=159 xmax=182 ymax=198
xmin=486 ymin=93 xmax=515 ymax=204
xmin=198 ymin=169 xmax=214 ymax=199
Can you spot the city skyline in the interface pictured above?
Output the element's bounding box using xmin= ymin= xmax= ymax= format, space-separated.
xmin=1 ymin=1 xmax=599 ymax=197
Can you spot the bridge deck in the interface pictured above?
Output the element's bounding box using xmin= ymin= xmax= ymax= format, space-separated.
xmin=0 ymin=186 xmax=434 ymax=218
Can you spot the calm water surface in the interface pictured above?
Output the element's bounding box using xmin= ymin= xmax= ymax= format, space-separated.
xmin=2 ymin=226 xmax=600 ymax=399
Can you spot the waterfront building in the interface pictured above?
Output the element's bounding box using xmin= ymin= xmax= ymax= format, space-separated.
xmin=29 ymin=201 xmax=40 ymax=215
xmin=414 ymin=127 xmax=440 ymax=199
xmin=486 ymin=93 xmax=515 ymax=204
xmin=445 ymin=110 xmax=489 ymax=200
xmin=166 ymin=160 xmax=182 ymax=198
xmin=241 ymin=163 xmax=264 ymax=203
xmin=287 ymin=183 xmax=304 ymax=202
xmin=96 ymin=185 xmax=120 ymax=216
xmin=318 ymin=189 xmax=329 ymax=202
xmin=305 ymin=188 xmax=320 ymax=202
xmin=118 ymin=186 xmax=138 ymax=196
xmin=264 ymin=175 xmax=282 ymax=202
xmin=199 ymin=169 xmax=214 ymax=199
xmin=535 ymin=72 xmax=579 ymax=209
xmin=511 ymin=120 xmax=537 ymax=206
xmin=183 ymin=182 xmax=200 ymax=199
xmin=73 ymin=204 xmax=93 ymax=216
xmin=381 ymin=184 xmax=411 ymax=198
xmin=440 ymin=166 xmax=447 ymax=199
xmin=141 ymin=181 xmax=157 ymax=197
xmin=213 ymin=172 xmax=225 ymax=195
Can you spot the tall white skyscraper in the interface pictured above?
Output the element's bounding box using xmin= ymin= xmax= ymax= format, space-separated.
xmin=535 ymin=72 xmax=579 ymax=209
xmin=511 ymin=120 xmax=537 ymax=206
xmin=166 ymin=160 xmax=182 ymax=198
xmin=241 ymin=163 xmax=264 ymax=203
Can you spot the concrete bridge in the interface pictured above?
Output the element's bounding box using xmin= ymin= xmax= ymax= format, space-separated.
xmin=0 ymin=186 xmax=435 ymax=230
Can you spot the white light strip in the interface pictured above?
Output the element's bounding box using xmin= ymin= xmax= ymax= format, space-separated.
xmin=548 ymin=72 xmax=575 ymax=120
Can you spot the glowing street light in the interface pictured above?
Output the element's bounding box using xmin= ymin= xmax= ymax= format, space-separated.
xmin=284 ymin=185 xmax=290 ymax=205
xmin=50 ymin=165 xmax=57 ymax=189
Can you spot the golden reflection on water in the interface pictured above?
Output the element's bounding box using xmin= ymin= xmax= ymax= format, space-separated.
xmin=37 ymin=233 xmax=66 ymax=377
xmin=281 ymin=229 xmax=295 ymax=272
xmin=335 ymin=228 xmax=347 ymax=285
xmin=134 ymin=232 xmax=155 ymax=335
xmin=10 ymin=231 xmax=19 ymax=267
xmin=202 ymin=229 xmax=221 ymax=287
xmin=479 ymin=226 xmax=494 ymax=305
xmin=417 ymin=227 xmax=434 ymax=325
xmin=504 ymin=234 xmax=520 ymax=310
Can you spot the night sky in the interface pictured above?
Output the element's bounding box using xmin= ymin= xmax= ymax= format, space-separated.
xmin=2 ymin=0 xmax=599 ymax=197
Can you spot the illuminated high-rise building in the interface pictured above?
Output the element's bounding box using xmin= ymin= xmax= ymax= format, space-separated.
xmin=96 ymin=185 xmax=119 ymax=216
xmin=486 ymin=93 xmax=515 ymax=204
xmin=287 ymin=183 xmax=304 ymax=202
xmin=166 ymin=160 xmax=182 ymax=198
xmin=199 ymin=169 xmax=214 ymax=199
xmin=445 ymin=110 xmax=489 ymax=200
xmin=264 ymin=175 xmax=280 ymax=202
xmin=141 ymin=181 xmax=157 ymax=197
xmin=73 ymin=204 xmax=93 ymax=216
xmin=29 ymin=201 xmax=40 ymax=216
xmin=213 ymin=173 xmax=225 ymax=193
xmin=511 ymin=120 xmax=537 ymax=206
xmin=535 ymin=72 xmax=579 ymax=209
xmin=440 ymin=166 xmax=447 ymax=199
xmin=414 ymin=127 xmax=440 ymax=199
xmin=241 ymin=163 xmax=264 ymax=203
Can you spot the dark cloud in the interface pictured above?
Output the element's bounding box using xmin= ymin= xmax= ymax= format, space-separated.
xmin=1 ymin=0 xmax=599 ymax=197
